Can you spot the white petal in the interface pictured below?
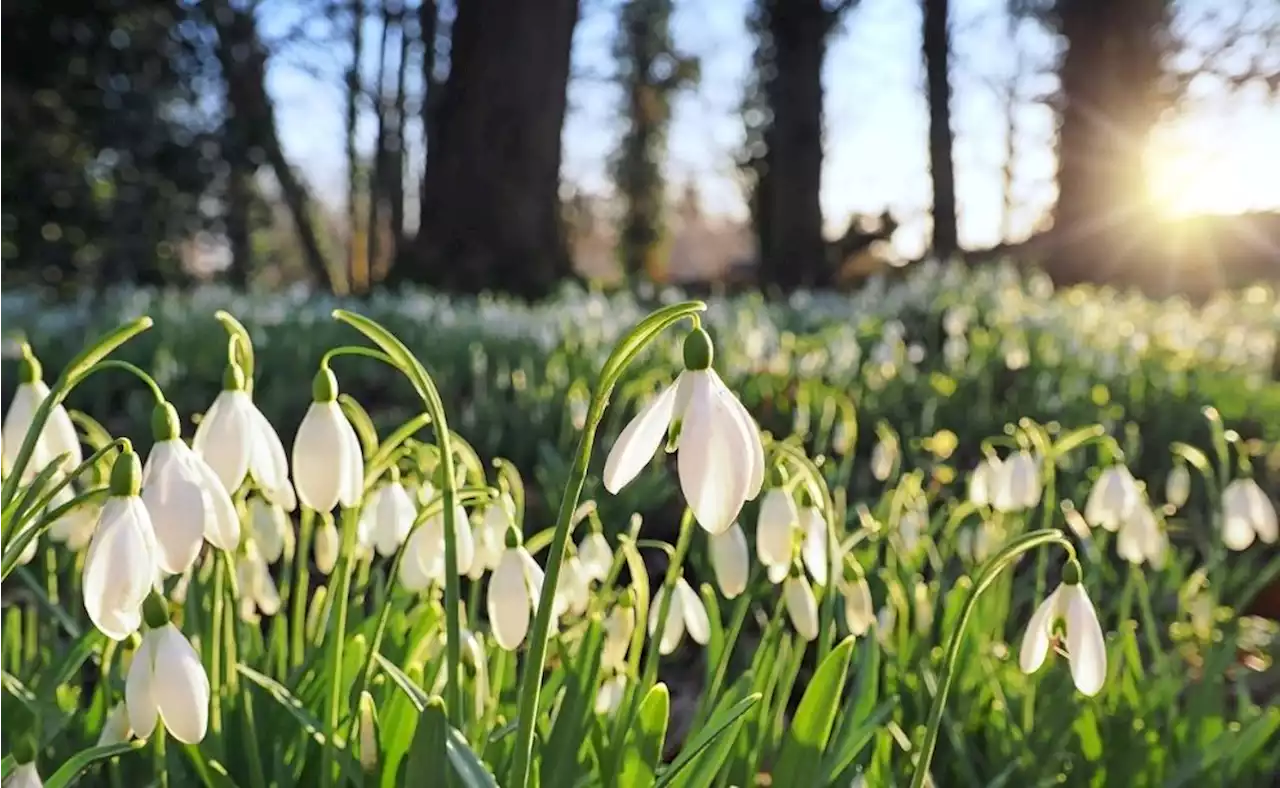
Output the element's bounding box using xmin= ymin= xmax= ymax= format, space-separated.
xmin=125 ymin=631 xmax=159 ymax=739
xmin=602 ymin=605 xmax=635 ymax=667
xmin=756 ymin=489 xmax=798 ymax=569
xmin=451 ymin=507 xmax=475 ymax=575
xmin=578 ymin=532 xmax=613 ymax=582
xmin=83 ymin=499 xmax=156 ymax=641
xmin=314 ymin=518 xmax=339 ymax=575
xmin=152 ymin=625 xmax=211 ymax=743
xmin=398 ymin=531 xmax=433 ymax=591
xmin=594 ymin=674 xmax=627 ymax=716
xmin=336 ymin=416 xmax=365 ymax=508
xmin=844 ymin=576 xmax=874 ymax=636
xmin=709 ymin=370 xmax=765 ymax=500
xmin=800 ymin=507 xmax=828 ymax=586
xmin=292 ymin=402 xmax=346 ymax=513
xmin=98 ymin=702 xmax=134 ymax=746
xmin=1222 ymin=501 xmax=1256 ymax=551
xmin=602 ymin=380 xmax=679 ymax=494
xmin=45 ymin=400 xmax=83 ymax=471
xmin=767 ymin=561 xmax=789 ymax=584
xmin=192 ymin=391 xmax=252 ymax=495
xmin=141 ymin=442 xmax=208 ymax=575
xmin=374 ymin=483 xmax=416 ymax=557
xmin=677 ymin=373 xmax=753 ymax=535
xmin=1062 ymin=584 xmax=1106 ymax=696
xmin=246 ymin=401 xmax=294 ymax=510
xmin=676 ymin=578 xmax=710 ymax=645
xmin=648 ymin=586 xmax=686 ymax=655
xmin=1241 ymin=480 xmax=1277 ymax=544
xmin=784 ymin=576 xmax=819 ymax=641
xmin=1018 ymin=586 xmax=1061 ymax=675
xmin=188 ymin=447 xmax=240 ymax=550
xmin=1165 ymin=465 xmax=1191 ymax=508
xmin=709 ymin=522 xmax=749 ymax=599
xmin=489 ymin=550 xmax=531 ymax=650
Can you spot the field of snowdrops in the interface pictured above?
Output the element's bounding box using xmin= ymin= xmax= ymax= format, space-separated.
xmin=2 ymin=262 xmax=1279 ymax=788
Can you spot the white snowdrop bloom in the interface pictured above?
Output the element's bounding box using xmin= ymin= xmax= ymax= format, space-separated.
xmin=842 ymin=574 xmax=875 ymax=636
xmin=470 ymin=497 xmax=513 ymax=579
xmin=1019 ymin=570 xmax=1107 ymax=696
xmin=1117 ymin=504 xmax=1166 ymax=567
xmin=487 ymin=537 xmax=546 ymax=650
xmin=992 ymin=451 xmax=1041 ymax=513
xmin=784 ymin=574 xmax=819 ymax=641
xmin=968 ymin=457 xmax=1002 ymax=507
xmin=47 ymin=485 xmax=99 ymax=551
xmin=602 ymin=601 xmax=636 ymax=668
xmin=709 ymin=521 xmax=750 ymax=599
xmin=913 ymin=581 xmax=934 ymax=635
xmin=3 ymin=762 xmax=42 ymax=788
xmin=756 ymin=489 xmax=798 ymax=576
xmin=127 ymin=621 xmax=211 ymax=743
xmin=1165 ymin=465 xmax=1191 ymax=509
xmin=556 ymin=555 xmax=591 ymax=618
xmin=291 ymin=369 xmax=364 ymax=513
xmin=236 ymin=540 xmax=282 ymax=622
xmin=800 ymin=506 xmax=829 ymax=586
xmin=875 ymin=605 xmax=896 ymax=646
xmin=649 ymin=578 xmax=710 ymax=655
xmin=595 ymin=673 xmax=627 ymax=716
xmin=1221 ymin=478 xmax=1278 ymax=551
xmin=577 ymin=531 xmax=613 ymax=584
xmin=250 ymin=496 xmax=290 ymax=564
xmin=426 ymin=626 xmax=491 ymax=720
xmin=193 ymin=368 xmax=295 ymax=511
xmin=1 ymin=351 xmax=82 ymax=480
xmin=314 ymin=517 xmax=340 ymax=576
xmin=83 ymin=449 xmax=160 ymax=641
xmin=602 ymin=328 xmax=764 ymax=536
xmin=142 ymin=404 xmax=240 ymax=574
xmin=870 ymin=439 xmax=896 ymax=482
xmin=1084 ymin=466 xmax=1140 ymax=531
xmin=898 ymin=503 xmax=927 ymax=554
xmin=369 ymin=479 xmax=416 ymax=557
xmin=97 ymin=702 xmax=133 ymax=746
xmin=401 ymin=505 xmax=475 ymax=587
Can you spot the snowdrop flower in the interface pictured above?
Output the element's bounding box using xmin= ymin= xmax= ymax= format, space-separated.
xmin=841 ymin=573 xmax=875 ymax=636
xmin=1019 ymin=561 xmax=1106 ymax=696
xmin=47 ymin=485 xmax=100 ymax=551
xmin=602 ymin=597 xmax=636 ymax=668
xmin=603 ymin=327 xmax=764 ymax=535
xmin=556 ymin=555 xmax=591 ymax=618
xmin=577 ymin=530 xmax=613 ymax=583
xmin=400 ymin=505 xmax=475 ymax=589
xmin=784 ymin=571 xmax=819 ymax=641
xmin=709 ymin=522 xmax=750 ymax=599
xmin=237 ymin=540 xmax=282 ymax=622
xmin=756 ymin=488 xmax=798 ymax=580
xmin=3 ymin=761 xmax=41 ymax=788
xmin=1165 ymin=465 xmax=1191 ymax=509
xmin=875 ymin=605 xmax=896 ymax=647
xmin=291 ymin=368 xmax=364 ymax=513
xmin=1 ymin=348 xmax=82 ymax=480
xmin=250 ymin=496 xmax=291 ymax=564
xmin=649 ymin=577 xmax=710 ymax=655
xmin=799 ymin=506 xmax=829 ymax=586
xmin=1117 ymin=504 xmax=1166 ymax=567
xmin=487 ymin=530 xmax=546 ymax=650
xmin=870 ymin=438 xmax=896 ymax=482
xmin=469 ymin=501 xmax=509 ymax=580
xmin=898 ymin=502 xmax=927 ymax=554
xmin=97 ymin=702 xmax=133 ymax=746
xmin=992 ymin=451 xmax=1041 ymax=512
xmin=83 ymin=447 xmax=159 ymax=641
xmin=1221 ymin=478 xmax=1277 ymax=551
xmin=968 ymin=457 xmax=1001 ymax=507
xmin=193 ymin=362 xmax=295 ymax=510
xmin=314 ymin=516 xmax=340 ymax=576
xmin=10 ymin=520 xmax=39 ymax=566
xmin=595 ymin=673 xmax=627 ymax=716
xmin=913 ymin=581 xmax=934 ymax=635
xmin=127 ymin=600 xmax=211 ymax=743
xmin=1084 ymin=465 xmax=1139 ymax=531
xmin=368 ymin=476 xmax=416 ymax=557
xmin=142 ymin=402 xmax=239 ymax=575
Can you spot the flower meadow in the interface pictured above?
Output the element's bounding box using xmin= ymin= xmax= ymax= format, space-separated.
xmin=2 ymin=262 xmax=1279 ymax=787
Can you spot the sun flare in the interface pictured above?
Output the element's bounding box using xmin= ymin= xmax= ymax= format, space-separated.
xmin=1144 ymin=107 xmax=1280 ymax=217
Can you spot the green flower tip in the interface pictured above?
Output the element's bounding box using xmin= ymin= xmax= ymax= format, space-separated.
xmin=312 ymin=366 xmax=339 ymax=402
xmin=142 ymin=590 xmax=171 ymax=629
xmin=109 ymin=446 xmax=142 ymax=497
xmin=504 ymin=526 xmax=522 ymax=549
xmin=12 ymin=734 xmax=37 ymax=766
xmin=682 ymin=327 xmax=714 ymax=371
xmin=18 ymin=346 xmax=42 ymax=384
xmin=151 ymin=401 xmax=181 ymax=442
xmin=1062 ymin=557 xmax=1083 ymax=586
xmin=222 ymin=361 xmax=246 ymax=392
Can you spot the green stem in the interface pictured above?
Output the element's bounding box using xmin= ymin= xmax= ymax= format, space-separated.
xmin=154 ymin=728 xmax=168 ymax=788
xmin=321 ymin=507 xmax=361 ymax=788
xmin=507 ymin=301 xmax=707 ymax=788
xmin=209 ymin=553 xmax=225 ymax=745
xmin=909 ymin=529 xmax=1076 ymax=788
xmin=291 ymin=509 xmax=315 ymax=669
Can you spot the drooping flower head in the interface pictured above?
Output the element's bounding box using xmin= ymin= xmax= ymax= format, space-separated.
xmin=1 ymin=346 xmax=82 ymax=482
xmin=1018 ymin=559 xmax=1107 ymax=696
xmin=83 ymin=445 xmax=160 ymax=641
xmin=291 ymin=367 xmax=364 ymax=514
xmin=126 ymin=593 xmax=210 ymax=744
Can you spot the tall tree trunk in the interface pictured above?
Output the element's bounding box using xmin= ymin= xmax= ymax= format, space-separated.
xmin=209 ymin=0 xmax=331 ymax=287
xmin=1051 ymin=0 xmax=1167 ymax=284
xmin=923 ymin=0 xmax=958 ymax=258
xmin=757 ymin=0 xmax=829 ymax=290
xmin=416 ymin=0 xmax=440 ymax=237
xmin=408 ymin=0 xmax=580 ymax=298
xmin=390 ymin=5 xmax=410 ymax=255
xmin=366 ymin=0 xmax=394 ymax=286
xmin=346 ymin=0 xmax=365 ymax=289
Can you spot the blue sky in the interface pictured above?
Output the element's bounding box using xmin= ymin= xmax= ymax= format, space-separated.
xmin=263 ymin=0 xmax=1280 ymax=258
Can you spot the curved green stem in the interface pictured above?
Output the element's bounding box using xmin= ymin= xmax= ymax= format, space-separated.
xmin=321 ymin=507 xmax=361 ymax=788
xmin=321 ymin=345 xmax=395 ymax=369
xmin=508 ymin=300 xmax=706 ymax=788
xmin=214 ymin=311 xmax=255 ymax=392
xmin=81 ymin=360 xmax=166 ymax=404
xmin=909 ymin=529 xmax=1076 ymax=788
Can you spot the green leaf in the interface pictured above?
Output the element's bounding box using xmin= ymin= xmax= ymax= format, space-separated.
xmin=658 ymin=691 xmax=760 ymax=788
xmin=42 ymin=741 xmax=146 ymax=788
xmin=619 ymin=683 xmax=669 ymax=788
xmin=375 ymin=653 xmax=428 ymax=712
xmin=1170 ymin=442 xmax=1213 ymax=479
xmin=542 ymin=617 xmax=605 ymax=788
xmin=772 ymin=636 xmax=856 ymax=786
xmin=405 ymin=696 xmax=447 ymax=784
xmin=238 ymin=664 xmax=327 ymax=744
xmin=1050 ymin=424 xmax=1105 ymax=458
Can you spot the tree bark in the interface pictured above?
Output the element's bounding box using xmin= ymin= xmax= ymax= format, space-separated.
xmin=1051 ymin=0 xmax=1168 ymax=284
xmin=389 ymin=5 xmax=410 ymax=255
xmin=416 ymin=0 xmax=440 ymax=236
xmin=346 ymin=0 xmax=365 ymax=289
xmin=367 ymin=0 xmax=394 ymax=285
xmin=923 ymin=0 xmax=958 ymax=259
xmin=407 ymin=0 xmax=579 ymax=298
xmin=757 ymin=0 xmax=829 ymax=290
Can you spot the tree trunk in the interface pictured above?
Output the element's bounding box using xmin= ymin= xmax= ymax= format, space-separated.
xmin=416 ymin=0 xmax=440 ymax=237
xmin=758 ymin=0 xmax=828 ymax=290
xmin=209 ymin=0 xmax=332 ymax=287
xmin=389 ymin=5 xmax=410 ymax=255
xmin=346 ymin=0 xmax=365 ymax=289
xmin=408 ymin=0 xmax=579 ymax=298
xmin=366 ymin=0 xmax=393 ymax=286
xmin=1051 ymin=0 xmax=1167 ymax=284
xmin=923 ymin=0 xmax=958 ymax=259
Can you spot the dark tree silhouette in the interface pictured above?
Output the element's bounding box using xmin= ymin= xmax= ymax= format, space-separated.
xmin=923 ymin=0 xmax=958 ymax=259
